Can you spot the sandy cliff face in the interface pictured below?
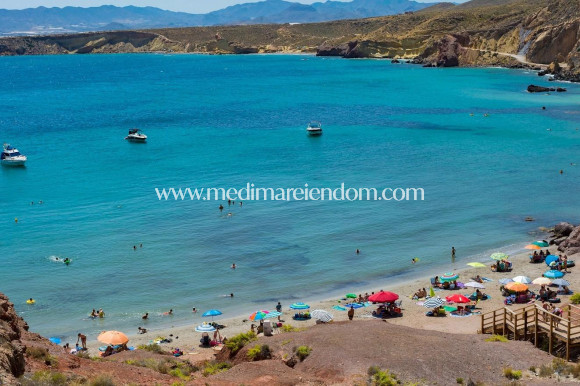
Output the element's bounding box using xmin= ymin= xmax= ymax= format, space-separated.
xmin=0 ymin=294 xmax=27 ymax=385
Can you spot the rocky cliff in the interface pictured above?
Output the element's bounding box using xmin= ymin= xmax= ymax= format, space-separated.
xmin=0 ymin=0 xmax=578 ymax=80
xmin=0 ymin=294 xmax=27 ymax=385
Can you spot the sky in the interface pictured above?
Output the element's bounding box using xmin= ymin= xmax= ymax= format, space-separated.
xmin=0 ymin=0 xmax=458 ymax=14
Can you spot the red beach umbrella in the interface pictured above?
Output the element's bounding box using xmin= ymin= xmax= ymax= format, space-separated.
xmin=445 ymin=294 xmax=471 ymax=304
xmin=368 ymin=291 xmax=399 ymax=303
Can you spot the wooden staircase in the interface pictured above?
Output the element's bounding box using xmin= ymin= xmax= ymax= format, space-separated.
xmin=480 ymin=304 xmax=580 ymax=360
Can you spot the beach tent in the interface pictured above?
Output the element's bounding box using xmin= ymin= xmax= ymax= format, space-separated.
xmin=311 ymin=309 xmax=333 ymax=322
xmin=98 ymin=330 xmax=129 ymax=345
xmin=545 ymin=255 xmax=559 ymax=266
xmin=289 ymin=302 xmax=310 ymax=310
xmin=532 ymin=241 xmax=550 ymax=247
xmin=429 ymin=287 xmax=436 ymax=297
xmin=512 ymin=276 xmax=532 ymax=284
xmin=195 ymin=323 xmax=216 ymax=332
xmin=368 ymin=291 xmax=399 ymax=303
xmin=544 ymin=270 xmax=564 ymax=279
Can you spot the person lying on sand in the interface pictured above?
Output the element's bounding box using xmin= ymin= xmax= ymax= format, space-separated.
xmin=473 ymin=275 xmax=483 ymax=283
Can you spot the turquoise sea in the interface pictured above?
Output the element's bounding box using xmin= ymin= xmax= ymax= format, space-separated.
xmin=1 ymin=54 xmax=580 ymax=341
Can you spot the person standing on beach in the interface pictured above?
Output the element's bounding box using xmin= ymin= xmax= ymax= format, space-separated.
xmin=451 ymin=247 xmax=456 ymax=261
xmin=77 ymin=333 xmax=87 ymax=350
xmin=348 ymin=306 xmax=354 ymax=320
xmin=275 ymin=301 xmax=282 ymax=321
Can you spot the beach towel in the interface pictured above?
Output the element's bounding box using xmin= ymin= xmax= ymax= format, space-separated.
xmin=332 ymin=305 xmax=346 ymax=311
xmin=481 ymin=277 xmax=493 ymax=282
xmin=450 ymin=312 xmax=472 ymax=317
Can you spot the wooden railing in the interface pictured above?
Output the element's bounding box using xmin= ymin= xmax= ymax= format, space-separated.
xmin=481 ymin=304 xmax=580 ymax=360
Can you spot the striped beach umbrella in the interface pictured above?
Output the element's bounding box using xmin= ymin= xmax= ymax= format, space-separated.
xmin=440 ymin=272 xmax=459 ymax=282
xmin=195 ymin=323 xmax=216 ymax=332
xmin=512 ymin=276 xmax=532 ymax=284
xmin=249 ymin=310 xmax=271 ymax=321
xmin=464 ymin=281 xmax=485 ymax=289
xmin=544 ymin=270 xmax=564 ymax=279
xmin=491 ymin=252 xmax=509 ymax=260
xmin=532 ymin=241 xmax=550 ymax=247
xmin=423 ymin=297 xmax=444 ymax=308
xmin=311 ymin=309 xmax=333 ymax=322
xmin=289 ymin=302 xmax=310 ymax=310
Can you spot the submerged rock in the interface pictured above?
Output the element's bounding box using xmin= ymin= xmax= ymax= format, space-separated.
xmin=527 ymin=85 xmax=555 ymax=92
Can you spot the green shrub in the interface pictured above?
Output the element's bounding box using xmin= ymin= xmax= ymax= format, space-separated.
xmin=552 ymin=358 xmax=569 ymax=375
xmin=281 ymin=339 xmax=291 ymax=346
xmin=201 ymin=361 xmax=232 ymax=377
xmin=169 ymin=368 xmax=190 ymax=381
xmin=89 ymin=375 xmax=115 ymax=386
xmin=367 ymin=366 xmax=399 ymax=386
xmin=502 ymin=368 xmax=521 ymax=380
xmin=484 ymin=335 xmax=508 ymax=343
xmin=171 ymin=382 xmax=185 ymax=386
xmin=456 ymin=377 xmax=463 ymax=384
xmin=538 ymin=364 xmax=553 ymax=377
xmin=281 ymin=324 xmax=303 ymax=333
xmin=26 ymin=347 xmax=59 ymax=367
xmin=25 ymin=370 xmax=68 ymax=385
xmin=570 ymin=293 xmax=580 ymax=304
xmin=295 ymin=345 xmax=312 ymax=361
xmin=137 ymin=343 xmax=165 ymax=353
xmin=247 ymin=344 xmax=272 ymax=361
xmin=225 ymin=331 xmax=256 ymax=353
xmin=528 ymin=365 xmax=536 ymax=373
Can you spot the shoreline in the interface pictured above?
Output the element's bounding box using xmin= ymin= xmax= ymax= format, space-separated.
xmin=81 ymin=230 xmax=558 ymax=353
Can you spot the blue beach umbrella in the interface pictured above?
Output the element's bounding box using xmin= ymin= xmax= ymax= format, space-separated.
xmin=545 ymin=255 xmax=559 ymax=266
xmin=544 ymin=270 xmax=564 ymax=279
xmin=202 ymin=309 xmax=222 ymax=321
xmin=289 ymin=302 xmax=310 ymax=310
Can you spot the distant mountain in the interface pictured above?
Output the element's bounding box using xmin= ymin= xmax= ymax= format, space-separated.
xmin=0 ymin=0 xmax=434 ymax=36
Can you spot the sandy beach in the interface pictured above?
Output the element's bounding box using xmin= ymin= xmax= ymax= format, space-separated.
xmin=85 ymin=240 xmax=573 ymax=355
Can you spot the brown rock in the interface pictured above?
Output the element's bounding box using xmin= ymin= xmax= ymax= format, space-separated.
xmin=558 ymin=225 xmax=580 ymax=255
xmin=0 ymin=294 xmax=26 ymax=385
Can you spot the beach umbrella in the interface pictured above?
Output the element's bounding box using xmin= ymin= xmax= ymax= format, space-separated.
xmin=289 ymin=302 xmax=310 ymax=310
xmin=490 ymin=252 xmax=509 ymax=260
xmin=512 ymin=276 xmax=532 ymax=284
xmin=545 ymin=255 xmax=559 ymax=266
xmin=345 ymin=293 xmax=357 ymax=299
xmin=532 ymin=277 xmax=552 ymax=285
xmin=464 ymin=281 xmax=485 ymax=289
xmin=445 ymin=294 xmax=470 ymax=304
xmin=249 ymin=310 xmax=272 ymax=321
xmin=499 ymin=278 xmax=514 ymax=285
xmin=98 ymin=330 xmax=129 ymax=345
xmin=551 ymin=279 xmax=570 ymax=287
xmin=311 ymin=309 xmax=333 ymax=322
xmin=423 ymin=297 xmax=444 ymax=308
xmin=202 ymin=309 xmax=222 ymax=321
xmin=533 ymin=241 xmax=550 ymax=247
xmin=368 ymin=291 xmax=399 ymax=303
xmin=467 ymin=262 xmax=486 ymax=268
xmin=49 ymin=337 xmax=61 ymax=345
xmin=440 ymin=272 xmax=459 ymax=282
xmin=195 ymin=323 xmax=216 ymax=332
xmin=505 ymin=282 xmax=528 ymax=293
xmin=525 ymin=244 xmax=541 ymax=250
xmin=544 ymin=270 xmax=564 ymax=279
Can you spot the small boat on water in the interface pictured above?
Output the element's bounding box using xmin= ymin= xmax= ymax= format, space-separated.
xmin=1 ymin=144 xmax=27 ymax=166
xmin=306 ymin=121 xmax=322 ymax=136
xmin=125 ymin=128 xmax=147 ymax=143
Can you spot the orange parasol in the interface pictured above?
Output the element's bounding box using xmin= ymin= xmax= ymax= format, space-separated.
xmin=97 ymin=330 xmax=129 ymax=345
xmin=505 ymin=282 xmax=528 ymax=292
xmin=525 ymin=244 xmax=541 ymax=250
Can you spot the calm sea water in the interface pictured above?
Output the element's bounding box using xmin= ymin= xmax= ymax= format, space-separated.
xmin=1 ymin=54 xmax=580 ymax=341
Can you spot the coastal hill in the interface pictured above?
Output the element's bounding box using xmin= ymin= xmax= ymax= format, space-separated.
xmin=0 ymin=0 xmax=432 ymax=36
xmin=0 ymin=0 xmax=578 ymax=80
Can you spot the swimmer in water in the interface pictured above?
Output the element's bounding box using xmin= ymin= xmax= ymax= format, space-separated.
xmin=219 ymin=204 xmax=224 ymax=212
xmin=231 ymin=263 xmax=236 ymax=269
xmin=230 ymin=293 xmax=234 ymax=297
xmin=356 ymin=249 xmax=360 ymax=254
xmin=412 ymin=258 xmax=419 ymax=264
xmin=164 ymin=309 xmax=173 ymax=315
xmin=192 ymin=307 xmax=197 ymax=313
xmin=14 ymin=217 xmax=18 ymax=223
xmin=227 ymin=212 xmax=233 ymax=217
xmin=571 ymin=163 xmax=576 ymax=166
xmin=142 ymin=312 xmax=149 ymax=320
xmin=560 ymin=169 xmax=564 ymax=174
xmin=133 ymin=245 xmax=137 ymax=250
xmin=240 ymin=201 xmax=243 ymax=207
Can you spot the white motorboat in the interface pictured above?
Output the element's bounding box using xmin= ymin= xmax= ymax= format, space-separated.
xmin=125 ymin=128 xmax=147 ymax=143
xmin=306 ymin=121 xmax=322 ymax=136
xmin=1 ymin=144 xmax=27 ymax=166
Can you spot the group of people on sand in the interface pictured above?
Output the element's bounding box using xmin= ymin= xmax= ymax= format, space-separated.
xmin=89 ymin=308 xmax=105 ymax=318
xmin=491 ymin=259 xmax=511 ymax=272
xmin=433 ymin=276 xmax=459 ymax=290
